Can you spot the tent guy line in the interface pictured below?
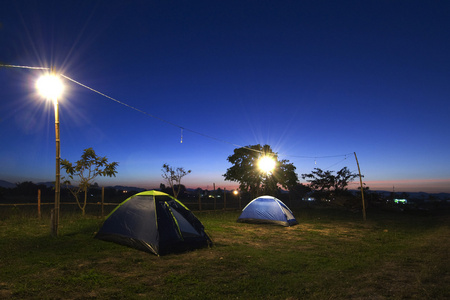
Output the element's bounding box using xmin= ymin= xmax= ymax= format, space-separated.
xmin=2 ymin=64 xmax=354 ymax=161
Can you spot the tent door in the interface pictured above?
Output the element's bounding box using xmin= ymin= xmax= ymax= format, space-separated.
xmin=168 ymin=207 xmax=201 ymax=238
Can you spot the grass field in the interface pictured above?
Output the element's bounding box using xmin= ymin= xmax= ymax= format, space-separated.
xmin=0 ymin=207 xmax=448 ymax=299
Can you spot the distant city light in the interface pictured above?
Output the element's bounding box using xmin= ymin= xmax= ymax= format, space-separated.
xmin=394 ymin=199 xmax=408 ymax=204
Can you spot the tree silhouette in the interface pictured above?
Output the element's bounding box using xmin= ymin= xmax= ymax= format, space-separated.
xmin=302 ymin=167 xmax=358 ymax=200
xmin=161 ymin=164 xmax=191 ymax=199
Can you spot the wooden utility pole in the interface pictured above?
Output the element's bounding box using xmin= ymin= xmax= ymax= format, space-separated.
xmin=53 ymin=93 xmax=60 ymax=236
xmin=354 ymin=152 xmax=366 ymax=221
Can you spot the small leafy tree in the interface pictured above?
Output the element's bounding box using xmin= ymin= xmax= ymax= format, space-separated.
xmin=61 ymin=148 xmax=118 ymax=216
xmin=161 ymin=164 xmax=191 ymax=198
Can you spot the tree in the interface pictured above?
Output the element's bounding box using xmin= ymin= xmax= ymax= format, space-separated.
xmin=14 ymin=181 xmax=38 ymax=199
xmin=61 ymin=148 xmax=118 ymax=216
xmin=290 ymin=182 xmax=312 ymax=201
xmin=161 ymin=164 xmax=191 ymax=198
xmin=334 ymin=167 xmax=359 ymax=196
xmin=223 ymin=144 xmax=299 ymax=198
xmin=301 ymin=167 xmax=358 ymax=201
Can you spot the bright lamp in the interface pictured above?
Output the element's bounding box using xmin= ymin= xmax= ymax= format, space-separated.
xmin=36 ymin=74 xmax=64 ymax=100
xmin=258 ymin=156 xmax=276 ymax=173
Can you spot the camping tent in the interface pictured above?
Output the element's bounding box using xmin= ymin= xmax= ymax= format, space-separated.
xmin=237 ymin=195 xmax=298 ymax=226
xmin=95 ymin=190 xmax=212 ymax=255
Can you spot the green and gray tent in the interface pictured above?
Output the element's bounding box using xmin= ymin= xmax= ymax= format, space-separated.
xmin=95 ymin=190 xmax=212 ymax=255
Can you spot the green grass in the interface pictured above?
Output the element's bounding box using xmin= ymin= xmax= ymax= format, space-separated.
xmin=0 ymin=208 xmax=449 ymax=299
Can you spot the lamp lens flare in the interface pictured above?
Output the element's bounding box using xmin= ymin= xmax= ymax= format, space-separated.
xmin=36 ymin=74 xmax=64 ymax=99
xmin=258 ymin=156 xmax=276 ymax=173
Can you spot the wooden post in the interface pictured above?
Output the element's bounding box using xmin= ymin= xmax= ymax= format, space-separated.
xmin=213 ymin=183 xmax=216 ymax=211
xmin=198 ymin=192 xmax=202 ymax=211
xmin=37 ymin=189 xmax=41 ymax=219
xmin=354 ymin=152 xmax=366 ymax=221
xmin=239 ymin=193 xmax=242 ymax=210
xmin=51 ymin=208 xmax=54 ymax=232
xmin=289 ymin=192 xmax=292 ymax=209
xmin=52 ymin=94 xmax=60 ymax=237
xmin=223 ymin=188 xmax=227 ymax=210
xmin=101 ymin=187 xmax=105 ymax=218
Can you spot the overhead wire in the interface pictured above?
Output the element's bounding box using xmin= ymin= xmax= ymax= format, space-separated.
xmin=60 ymin=73 xmax=262 ymax=153
xmin=280 ymin=152 xmax=353 ymax=159
xmin=61 ymin=73 xmax=353 ymax=160
xmin=322 ymin=156 xmax=349 ymax=170
xmin=0 ymin=64 xmax=49 ymax=70
xmin=1 ymin=64 xmax=354 ymax=161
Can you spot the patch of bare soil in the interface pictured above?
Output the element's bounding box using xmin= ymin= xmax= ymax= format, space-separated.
xmin=0 ymin=283 xmax=12 ymax=299
xmin=345 ymin=260 xmax=426 ymax=299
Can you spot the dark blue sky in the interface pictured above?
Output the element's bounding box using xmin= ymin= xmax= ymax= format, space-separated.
xmin=1 ymin=0 xmax=449 ymax=192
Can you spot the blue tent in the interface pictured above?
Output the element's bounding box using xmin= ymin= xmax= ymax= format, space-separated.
xmin=237 ymin=195 xmax=298 ymax=226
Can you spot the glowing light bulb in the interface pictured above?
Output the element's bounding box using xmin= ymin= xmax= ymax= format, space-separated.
xmin=36 ymin=74 xmax=64 ymax=99
xmin=258 ymin=156 xmax=276 ymax=173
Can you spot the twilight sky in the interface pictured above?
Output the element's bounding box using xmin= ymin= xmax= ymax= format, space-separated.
xmin=1 ymin=0 xmax=449 ymax=193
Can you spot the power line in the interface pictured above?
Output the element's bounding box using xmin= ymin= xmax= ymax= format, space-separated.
xmin=0 ymin=64 xmax=49 ymax=70
xmin=1 ymin=64 xmax=353 ymax=160
xmin=281 ymin=153 xmax=353 ymax=159
xmin=323 ymin=156 xmax=349 ymax=170
xmin=61 ymin=74 xmax=353 ymax=160
xmin=60 ymin=74 xmax=259 ymax=153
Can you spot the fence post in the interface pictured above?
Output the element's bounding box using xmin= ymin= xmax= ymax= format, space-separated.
xmin=101 ymin=187 xmax=105 ymax=218
xmin=198 ymin=192 xmax=202 ymax=211
xmin=51 ymin=208 xmax=54 ymax=231
xmin=37 ymin=189 xmax=41 ymax=219
xmin=213 ymin=183 xmax=216 ymax=211
xmin=223 ymin=188 xmax=226 ymax=210
xmin=289 ymin=192 xmax=292 ymax=209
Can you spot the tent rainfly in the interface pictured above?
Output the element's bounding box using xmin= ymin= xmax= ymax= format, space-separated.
xmin=95 ymin=190 xmax=212 ymax=255
xmin=237 ymin=195 xmax=298 ymax=226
